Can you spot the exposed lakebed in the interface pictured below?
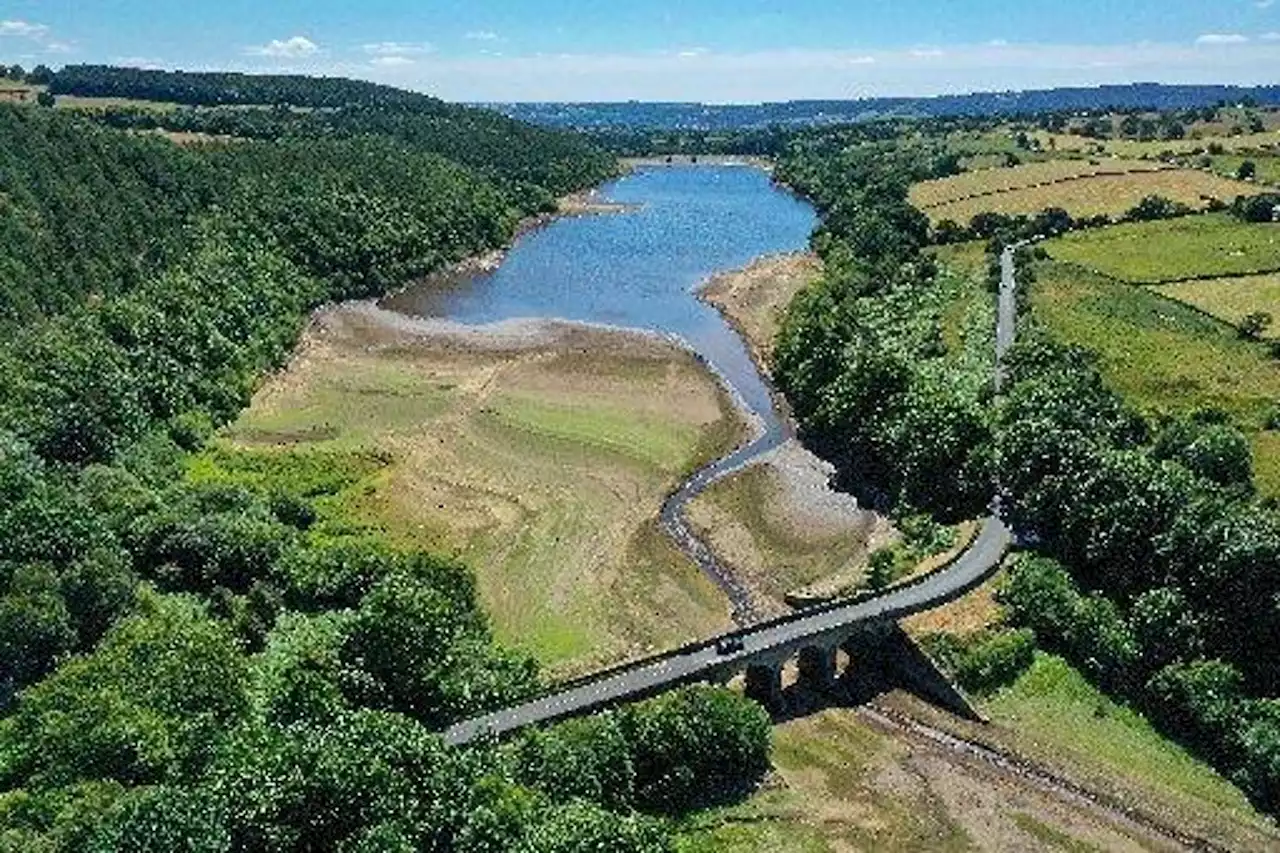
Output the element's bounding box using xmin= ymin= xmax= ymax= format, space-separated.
xmin=385 ymin=165 xmax=816 ymax=441
xmin=384 ymin=164 xmax=821 ymax=620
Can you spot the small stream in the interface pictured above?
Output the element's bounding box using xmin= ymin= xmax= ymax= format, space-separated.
xmin=383 ymin=165 xmax=819 ymax=621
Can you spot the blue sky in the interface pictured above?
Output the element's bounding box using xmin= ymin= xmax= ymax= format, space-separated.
xmin=3 ymin=1 xmax=1280 ymax=101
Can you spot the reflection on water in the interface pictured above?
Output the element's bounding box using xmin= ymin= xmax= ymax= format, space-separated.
xmin=383 ymin=165 xmax=818 ymax=439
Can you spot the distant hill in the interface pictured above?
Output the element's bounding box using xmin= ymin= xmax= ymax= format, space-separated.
xmin=490 ymin=84 xmax=1280 ymax=130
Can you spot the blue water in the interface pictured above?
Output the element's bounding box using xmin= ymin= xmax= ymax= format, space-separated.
xmin=384 ymin=165 xmax=818 ymax=434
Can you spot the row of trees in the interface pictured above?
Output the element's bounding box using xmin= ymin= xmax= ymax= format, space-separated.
xmin=1 ymin=63 xmax=53 ymax=85
xmin=932 ymin=193 xmax=1212 ymax=246
xmin=0 ymin=92 xmax=774 ymax=848
xmin=772 ymin=136 xmax=994 ymax=520
xmin=773 ymin=127 xmax=1280 ymax=813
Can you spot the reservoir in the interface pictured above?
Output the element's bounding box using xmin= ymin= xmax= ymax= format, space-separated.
xmin=385 ymin=165 xmax=819 ymax=459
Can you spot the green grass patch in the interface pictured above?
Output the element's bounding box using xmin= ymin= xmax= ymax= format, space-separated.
xmin=1046 ymin=215 xmax=1280 ymax=284
xmin=485 ymin=392 xmax=706 ymax=475
xmin=186 ymin=443 xmax=392 ymax=541
xmin=1030 ymin=260 xmax=1280 ymax=497
xmin=1210 ymin=154 xmax=1280 ymax=186
xmin=985 ymin=654 xmax=1265 ymax=824
xmin=1010 ymin=813 xmax=1105 ymax=853
xmin=227 ymin=363 xmax=459 ymax=449
xmin=1154 ymin=273 xmax=1280 ymax=338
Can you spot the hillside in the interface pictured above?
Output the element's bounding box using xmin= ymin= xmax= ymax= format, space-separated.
xmin=497 ymin=83 xmax=1280 ymax=130
xmin=0 ymin=76 xmax=785 ymax=852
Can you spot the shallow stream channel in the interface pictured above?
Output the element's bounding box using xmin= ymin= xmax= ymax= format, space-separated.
xmin=384 ymin=165 xmax=819 ymax=621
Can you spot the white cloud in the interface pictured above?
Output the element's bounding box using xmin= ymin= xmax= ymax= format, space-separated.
xmin=339 ymin=40 xmax=1280 ymax=103
xmin=1196 ymin=33 xmax=1250 ymax=45
xmin=0 ymin=20 xmax=49 ymax=39
xmin=1262 ymin=31 xmax=1280 ymax=40
xmin=677 ymin=47 xmax=709 ymax=58
xmin=1258 ymin=0 xmax=1275 ymax=9
xmin=247 ymin=36 xmax=320 ymax=59
xmin=42 ymin=41 xmax=74 ymax=54
xmin=371 ymin=56 xmax=415 ymax=68
xmin=363 ymin=41 xmax=433 ymax=56
xmin=465 ymin=31 xmax=501 ymax=41
xmin=114 ymin=56 xmax=166 ymax=70
xmin=987 ymin=39 xmax=1009 ymax=47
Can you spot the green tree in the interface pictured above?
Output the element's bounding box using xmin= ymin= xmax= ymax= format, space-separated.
xmin=1240 ymin=311 xmax=1272 ymax=341
xmin=619 ymin=686 xmax=771 ymax=815
xmin=1 ymin=592 xmax=249 ymax=788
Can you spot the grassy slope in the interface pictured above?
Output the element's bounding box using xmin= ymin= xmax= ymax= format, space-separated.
xmin=1046 ymin=215 xmax=1280 ymax=283
xmin=200 ymin=310 xmax=743 ymax=675
xmin=1030 ymin=259 xmax=1280 ymax=497
xmin=1154 ymin=273 xmax=1280 ymax=338
xmin=675 ymin=652 xmax=1278 ymax=852
xmin=983 ymin=654 xmax=1269 ymax=836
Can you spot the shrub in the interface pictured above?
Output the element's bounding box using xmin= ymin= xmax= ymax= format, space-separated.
xmin=925 ymin=629 xmax=1036 ymax=694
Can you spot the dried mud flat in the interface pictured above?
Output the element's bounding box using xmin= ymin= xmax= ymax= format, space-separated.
xmin=235 ymin=301 xmax=745 ymax=675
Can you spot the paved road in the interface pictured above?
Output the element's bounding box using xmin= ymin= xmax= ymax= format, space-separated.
xmin=996 ymin=245 xmax=1018 ymax=391
xmin=443 ymin=247 xmax=1023 ymax=747
xmin=445 ymin=515 xmax=1011 ymax=745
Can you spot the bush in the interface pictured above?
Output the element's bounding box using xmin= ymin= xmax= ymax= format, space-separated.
xmin=925 ymin=629 xmax=1036 ymax=694
xmin=1233 ymin=193 xmax=1280 ymax=223
xmin=619 ymin=686 xmax=771 ymax=815
xmin=1125 ymin=194 xmax=1191 ymax=222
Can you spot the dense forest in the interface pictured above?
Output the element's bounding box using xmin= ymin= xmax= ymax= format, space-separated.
xmin=49 ymin=65 xmax=446 ymax=110
xmin=0 ymin=90 xmax=772 ymax=850
xmin=772 ymin=128 xmax=1280 ymax=812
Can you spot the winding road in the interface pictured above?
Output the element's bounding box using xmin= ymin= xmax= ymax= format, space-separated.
xmin=443 ymin=246 xmax=1022 ymax=747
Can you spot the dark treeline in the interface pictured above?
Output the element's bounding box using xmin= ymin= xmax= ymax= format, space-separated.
xmin=772 ymin=129 xmax=1280 ymax=812
xmin=0 ymin=95 xmax=771 ymax=849
xmin=49 ymin=64 xmax=446 ymax=110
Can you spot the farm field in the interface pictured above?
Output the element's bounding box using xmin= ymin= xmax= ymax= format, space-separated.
xmin=1035 ymin=129 xmax=1280 ymax=158
xmin=1029 ymin=260 xmax=1280 ymax=498
xmin=1210 ymin=153 xmax=1280 ymax=186
xmin=206 ymin=302 xmax=744 ymax=675
xmin=1154 ymin=273 xmax=1280 ymax=338
xmin=1046 ymin=214 xmax=1280 ymax=283
xmin=925 ymin=169 xmax=1254 ymax=224
xmin=910 ymin=158 xmax=1165 ymax=209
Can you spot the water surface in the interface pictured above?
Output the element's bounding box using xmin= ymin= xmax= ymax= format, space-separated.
xmin=385 ymin=165 xmax=817 ymax=436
